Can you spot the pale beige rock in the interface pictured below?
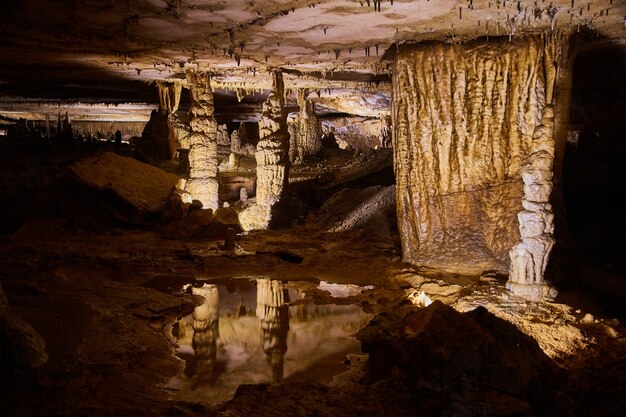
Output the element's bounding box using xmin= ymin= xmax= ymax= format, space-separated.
xmin=291 ymin=89 xmax=321 ymax=164
xmin=217 ymin=124 xmax=230 ymax=146
xmin=392 ymin=36 xmax=571 ymax=275
xmin=239 ymin=71 xmax=289 ymax=230
xmin=185 ymin=71 xmax=219 ymax=210
xmin=230 ymin=129 xmax=241 ymax=154
xmin=507 ymin=106 xmax=559 ymax=300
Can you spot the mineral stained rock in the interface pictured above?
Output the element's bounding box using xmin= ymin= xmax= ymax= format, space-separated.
xmin=507 ymin=106 xmax=559 ymax=300
xmin=357 ymin=301 xmax=565 ymax=416
xmin=392 ymin=35 xmax=572 ymax=275
xmin=0 ymin=283 xmax=48 ymax=371
xmin=239 ymin=71 xmax=289 ymax=230
xmin=185 ymin=71 xmax=219 ymax=211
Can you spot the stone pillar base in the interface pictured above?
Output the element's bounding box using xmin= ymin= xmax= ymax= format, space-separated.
xmin=505 ymin=281 xmax=558 ymax=301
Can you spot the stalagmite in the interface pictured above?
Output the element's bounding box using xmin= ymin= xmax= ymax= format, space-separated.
xmin=256 ymin=279 xmax=289 ymax=382
xmin=239 ymin=71 xmax=289 ymax=230
xmin=185 ymin=71 xmax=219 ymax=210
xmin=392 ymin=35 xmax=573 ymax=276
xmin=291 ymin=89 xmax=322 ymax=164
xmin=230 ymin=128 xmax=241 ymax=154
xmin=139 ymin=81 xmax=185 ymax=161
xmin=1 ymin=283 xmax=48 ymax=370
xmin=506 ymin=106 xmax=558 ymax=300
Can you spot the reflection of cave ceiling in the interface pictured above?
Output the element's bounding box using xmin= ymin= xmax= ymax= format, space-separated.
xmin=0 ymin=0 xmax=625 ymax=102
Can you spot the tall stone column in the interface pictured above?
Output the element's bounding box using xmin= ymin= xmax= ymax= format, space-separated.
xmin=239 ymin=70 xmax=289 ymax=230
xmin=185 ymin=70 xmax=219 ymax=211
xmin=392 ymin=35 xmax=573 ymax=281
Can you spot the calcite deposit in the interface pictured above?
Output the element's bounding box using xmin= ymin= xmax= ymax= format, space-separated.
xmin=185 ymin=71 xmax=219 ymax=211
xmin=392 ymin=35 xmax=573 ymax=275
xmin=291 ymin=89 xmax=322 ymax=164
xmin=239 ymin=71 xmax=290 ymax=230
xmin=507 ymin=106 xmax=559 ymax=300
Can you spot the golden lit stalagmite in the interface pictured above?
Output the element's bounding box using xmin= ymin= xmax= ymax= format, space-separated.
xmin=185 ymin=71 xmax=219 ymax=211
xmin=239 ymin=71 xmax=290 ymax=230
xmin=507 ymin=106 xmax=558 ymax=300
xmin=392 ymin=35 xmax=574 ymax=281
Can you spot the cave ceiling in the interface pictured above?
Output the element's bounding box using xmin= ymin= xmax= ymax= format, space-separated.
xmin=0 ymin=0 xmax=624 ymax=107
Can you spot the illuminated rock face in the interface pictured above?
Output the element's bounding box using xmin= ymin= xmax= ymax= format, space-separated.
xmin=507 ymin=107 xmax=558 ymax=300
xmin=239 ymin=71 xmax=289 ymax=230
xmin=392 ymin=36 xmax=572 ymax=276
xmin=185 ymin=71 xmax=219 ymax=211
xmin=291 ymin=89 xmax=321 ymax=164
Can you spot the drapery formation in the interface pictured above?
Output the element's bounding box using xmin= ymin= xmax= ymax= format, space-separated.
xmin=392 ymin=34 xmax=575 ymax=289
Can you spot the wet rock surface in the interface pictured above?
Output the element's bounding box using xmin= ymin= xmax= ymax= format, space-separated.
xmin=392 ymin=36 xmax=572 ymax=275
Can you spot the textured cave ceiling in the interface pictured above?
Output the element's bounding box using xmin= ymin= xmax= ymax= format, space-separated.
xmin=0 ymin=0 xmax=624 ymax=103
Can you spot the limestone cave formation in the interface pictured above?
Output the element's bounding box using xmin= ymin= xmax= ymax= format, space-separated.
xmin=0 ymin=1 xmax=625 ymax=416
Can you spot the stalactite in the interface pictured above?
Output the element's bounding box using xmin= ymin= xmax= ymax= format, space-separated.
xmin=185 ymin=70 xmax=219 ymax=210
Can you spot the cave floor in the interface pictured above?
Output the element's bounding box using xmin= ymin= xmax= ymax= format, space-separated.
xmin=1 ymin=223 xmax=625 ymax=416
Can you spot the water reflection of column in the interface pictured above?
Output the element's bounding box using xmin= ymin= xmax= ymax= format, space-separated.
xmin=256 ymin=279 xmax=290 ymax=382
xmin=191 ymin=284 xmax=219 ymax=384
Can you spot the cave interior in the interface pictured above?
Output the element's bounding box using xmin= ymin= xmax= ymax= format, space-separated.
xmin=1 ymin=1 xmax=625 ymax=416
